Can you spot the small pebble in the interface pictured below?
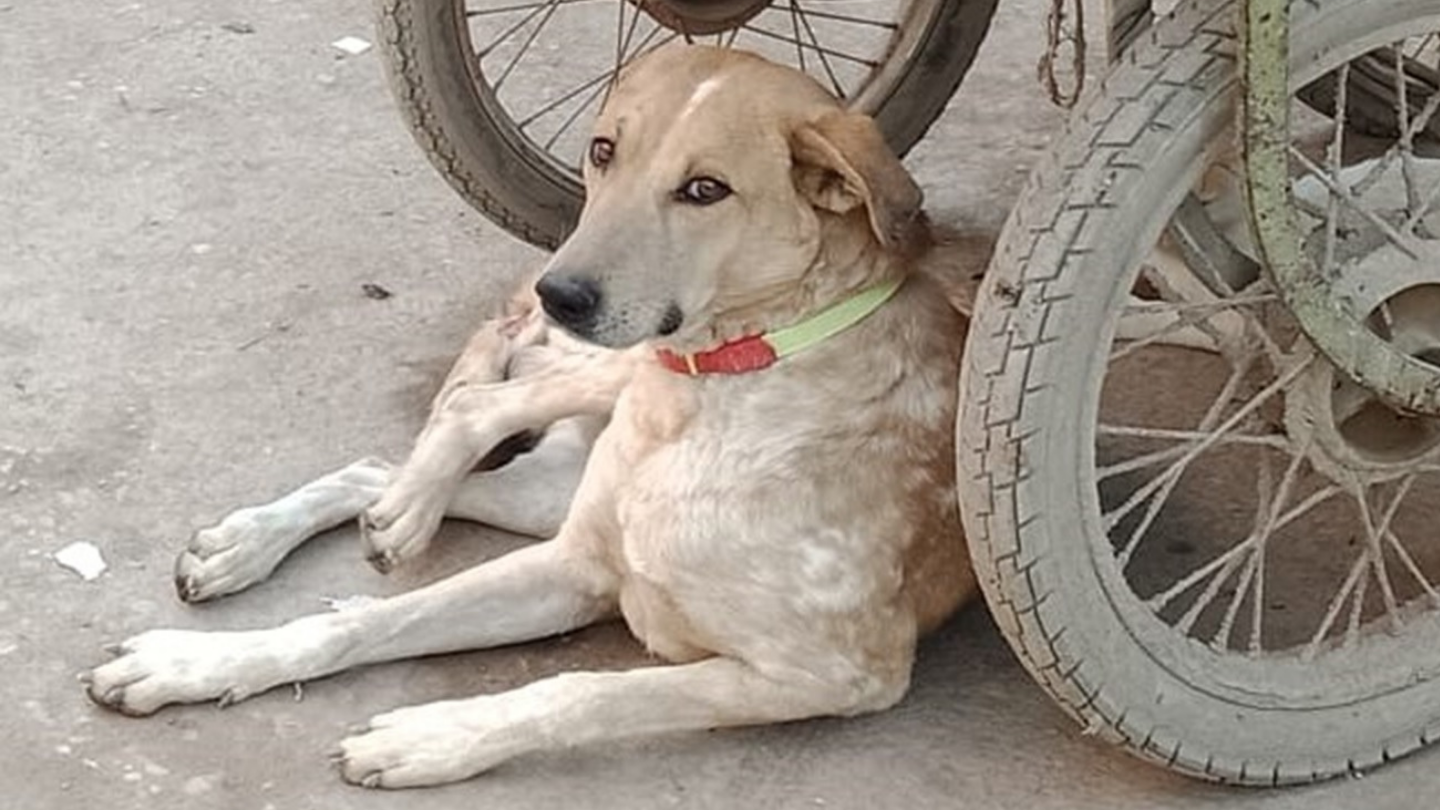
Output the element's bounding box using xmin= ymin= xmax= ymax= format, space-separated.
xmin=360 ymin=283 xmax=392 ymax=300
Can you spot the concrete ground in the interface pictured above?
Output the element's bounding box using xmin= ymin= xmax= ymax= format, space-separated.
xmin=3 ymin=0 xmax=1438 ymax=807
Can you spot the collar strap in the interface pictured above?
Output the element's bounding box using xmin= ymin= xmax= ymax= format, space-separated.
xmin=656 ymin=278 xmax=903 ymax=375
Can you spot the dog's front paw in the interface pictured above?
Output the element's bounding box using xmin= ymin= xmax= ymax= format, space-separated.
xmin=334 ymin=699 xmax=510 ymax=788
xmin=174 ymin=517 xmax=291 ymax=603
xmin=359 ymin=494 xmax=444 ymax=574
xmin=83 ymin=629 xmax=283 ymax=716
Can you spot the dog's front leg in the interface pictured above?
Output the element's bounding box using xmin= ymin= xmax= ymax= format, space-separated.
xmin=86 ymin=537 xmax=618 ymax=716
xmin=361 ymin=348 xmax=639 ymax=570
xmin=337 ymin=655 xmax=908 ymax=788
xmin=174 ymin=458 xmax=394 ymax=603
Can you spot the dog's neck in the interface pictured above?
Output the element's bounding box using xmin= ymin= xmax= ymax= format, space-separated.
xmin=686 ymin=211 xmax=928 ymax=352
xmin=656 ymin=278 xmax=902 ymax=375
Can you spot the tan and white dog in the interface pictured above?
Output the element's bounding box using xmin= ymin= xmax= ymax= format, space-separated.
xmin=84 ymin=44 xmax=978 ymax=788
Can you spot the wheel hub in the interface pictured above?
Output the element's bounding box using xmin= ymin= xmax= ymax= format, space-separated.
xmin=634 ymin=0 xmax=770 ymax=35
xmin=1287 ymin=284 xmax=1440 ymax=482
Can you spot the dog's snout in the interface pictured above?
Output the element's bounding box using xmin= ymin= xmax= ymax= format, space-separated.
xmin=536 ymin=274 xmax=602 ymax=331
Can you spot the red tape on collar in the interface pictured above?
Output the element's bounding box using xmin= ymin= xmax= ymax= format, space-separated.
xmin=655 ymin=334 xmax=779 ymax=375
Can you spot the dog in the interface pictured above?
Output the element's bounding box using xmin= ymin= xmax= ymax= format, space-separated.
xmin=83 ymin=44 xmax=979 ymax=789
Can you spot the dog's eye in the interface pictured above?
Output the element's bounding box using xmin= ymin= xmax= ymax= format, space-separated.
xmin=676 ymin=177 xmax=731 ymax=206
xmin=589 ymin=138 xmax=615 ymax=169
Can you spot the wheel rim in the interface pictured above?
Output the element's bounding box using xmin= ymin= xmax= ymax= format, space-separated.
xmin=1089 ymin=15 xmax=1440 ymax=709
xmin=449 ymin=0 xmax=947 ymax=185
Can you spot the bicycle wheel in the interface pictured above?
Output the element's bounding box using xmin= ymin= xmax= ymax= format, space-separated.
xmin=960 ymin=0 xmax=1440 ymax=785
xmin=374 ymin=0 xmax=998 ymax=248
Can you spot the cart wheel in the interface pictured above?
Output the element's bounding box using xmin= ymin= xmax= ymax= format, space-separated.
xmin=959 ymin=0 xmax=1440 ymax=785
xmin=374 ymin=0 xmax=998 ymax=249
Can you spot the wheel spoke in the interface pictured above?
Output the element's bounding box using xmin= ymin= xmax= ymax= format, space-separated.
xmin=791 ymin=0 xmax=849 ymax=93
xmin=613 ymin=0 xmax=630 ymax=90
xmin=1122 ymin=292 xmax=1278 ymax=316
xmin=1237 ymin=444 xmax=1312 ymax=650
xmin=1148 ymin=535 xmax=1261 ymax=613
xmin=476 ymin=0 xmax=554 ymax=57
xmin=1145 ymin=479 xmax=1340 ymax=614
xmin=1386 ymin=525 xmax=1440 ymax=608
xmin=1212 ymin=543 xmax=1261 ymax=650
xmin=1096 ymin=430 xmax=1288 ymax=482
xmin=1173 ymin=545 xmax=1246 ymax=635
xmin=520 ymin=67 xmax=617 ymax=131
xmin=491 ymin=0 xmax=565 ymax=91
xmin=1393 ymin=43 xmax=1426 ymax=223
xmin=542 ymin=71 xmax=612 ymax=150
xmin=1106 ymin=349 xmax=1277 ymax=540
xmin=1108 ymin=350 xmax=1258 ymax=565
xmin=1113 ymin=260 xmax=1279 ymax=363
xmin=1356 ymin=475 xmax=1421 ymax=631
xmin=1249 ymin=523 xmax=1268 ymax=653
xmin=1401 ymin=173 xmax=1440 ymax=233
xmin=741 ymin=23 xmax=879 ymax=72
xmin=1305 ymin=550 xmax=1369 ymax=660
xmin=1341 ymin=82 xmax=1440 ymax=199
xmin=1111 ymin=304 xmax=1220 ymax=360
xmin=1097 ymin=425 xmax=1287 ymax=444
xmin=1174 ymin=453 xmax=1277 ymax=646
xmin=1346 ymin=553 xmax=1370 ymax=649
xmin=618 ymin=0 xmax=645 ymax=64
xmin=541 ymin=28 xmax=679 ymax=149
xmin=770 ymin=2 xmax=897 ymax=30
xmin=467 ymin=0 xmax=601 ymax=17
xmin=1289 ymin=146 xmax=1422 ymax=259
xmin=785 ymin=0 xmax=807 ymax=72
xmin=1409 ymin=32 xmax=1440 ymax=61
xmin=1321 ymin=60 xmax=1349 ymax=279
xmin=794 ymin=0 xmax=846 ymax=95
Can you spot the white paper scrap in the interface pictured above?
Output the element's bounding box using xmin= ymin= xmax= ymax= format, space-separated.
xmin=54 ymin=542 xmax=107 ymax=581
xmin=330 ymin=36 xmax=372 ymax=56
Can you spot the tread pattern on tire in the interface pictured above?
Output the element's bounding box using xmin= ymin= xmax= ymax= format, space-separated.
xmin=375 ymin=0 xmax=564 ymax=249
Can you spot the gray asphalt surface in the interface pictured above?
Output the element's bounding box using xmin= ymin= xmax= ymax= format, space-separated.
xmin=3 ymin=0 xmax=1438 ymax=807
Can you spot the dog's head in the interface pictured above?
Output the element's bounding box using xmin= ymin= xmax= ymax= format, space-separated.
xmin=534 ymin=45 xmax=924 ymax=349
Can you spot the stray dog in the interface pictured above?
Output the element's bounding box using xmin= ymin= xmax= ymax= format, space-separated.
xmin=84 ymin=44 xmax=978 ymax=788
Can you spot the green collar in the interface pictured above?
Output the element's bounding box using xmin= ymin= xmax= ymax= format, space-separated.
xmin=655 ymin=278 xmax=903 ymax=375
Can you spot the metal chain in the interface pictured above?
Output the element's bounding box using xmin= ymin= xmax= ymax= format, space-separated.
xmin=1039 ymin=0 xmax=1087 ymax=108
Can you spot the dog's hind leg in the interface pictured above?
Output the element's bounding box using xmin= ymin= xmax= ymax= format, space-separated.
xmin=335 ymin=653 xmax=911 ymax=788
xmin=87 ymin=535 xmax=619 ymax=717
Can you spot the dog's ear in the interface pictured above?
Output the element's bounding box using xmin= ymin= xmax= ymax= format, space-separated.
xmin=790 ymin=111 xmax=923 ymax=247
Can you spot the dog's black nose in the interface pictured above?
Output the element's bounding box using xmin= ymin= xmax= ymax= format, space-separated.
xmin=535 ymin=274 xmax=602 ymax=331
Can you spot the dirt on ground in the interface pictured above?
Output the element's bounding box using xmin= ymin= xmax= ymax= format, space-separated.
xmin=3 ymin=0 xmax=1439 ymax=808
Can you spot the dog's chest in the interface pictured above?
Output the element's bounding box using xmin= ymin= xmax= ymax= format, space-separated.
xmin=597 ymin=362 xmax=927 ymax=661
xmin=608 ymin=372 xmax=803 ymax=555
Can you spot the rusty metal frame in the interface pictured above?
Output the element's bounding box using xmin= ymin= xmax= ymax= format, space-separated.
xmin=1242 ymin=0 xmax=1440 ymax=415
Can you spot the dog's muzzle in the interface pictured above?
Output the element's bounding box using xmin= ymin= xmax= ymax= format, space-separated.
xmin=536 ymin=274 xmax=603 ymax=334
